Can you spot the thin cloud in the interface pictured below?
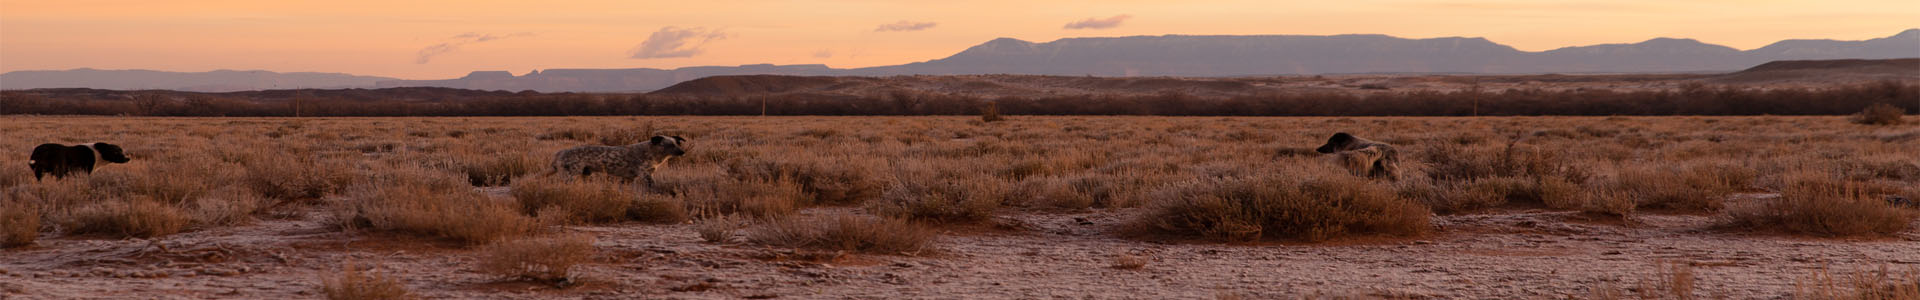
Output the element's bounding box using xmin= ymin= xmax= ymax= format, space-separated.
xmin=628 ymin=26 xmax=728 ymax=59
xmin=874 ymin=21 xmax=937 ymax=32
xmin=415 ymin=32 xmax=533 ymax=64
xmin=812 ymin=49 xmax=834 ymax=58
xmin=1063 ymin=15 xmax=1131 ymax=30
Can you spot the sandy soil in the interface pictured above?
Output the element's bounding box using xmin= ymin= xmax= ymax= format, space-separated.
xmin=4 ymin=195 xmax=1917 ymax=299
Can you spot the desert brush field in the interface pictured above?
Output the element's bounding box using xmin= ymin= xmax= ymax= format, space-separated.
xmin=2 ymin=115 xmax=1917 ymax=299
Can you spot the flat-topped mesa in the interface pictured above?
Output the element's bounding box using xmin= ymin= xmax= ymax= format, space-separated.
xmin=460 ymin=71 xmax=516 ymax=80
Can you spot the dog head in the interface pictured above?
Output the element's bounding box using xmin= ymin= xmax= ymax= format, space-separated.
xmin=92 ymin=142 xmax=131 ymax=163
xmin=1316 ymin=133 xmax=1356 ymax=154
xmin=648 ymin=135 xmax=687 ymax=157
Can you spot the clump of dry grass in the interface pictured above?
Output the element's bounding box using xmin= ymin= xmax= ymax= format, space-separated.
xmin=1419 ymin=142 xmax=1585 ymax=184
xmin=746 ymin=215 xmax=935 ymax=254
xmin=335 ymin=170 xmax=534 ymax=244
xmin=1456 ymin=176 xmax=1582 ymax=209
xmin=185 ymin=186 xmax=264 ymax=227
xmin=1009 ymin=176 xmax=1099 ymax=210
xmin=1653 ymin=261 xmax=1699 ymax=300
xmin=1394 ymin=180 xmax=1500 ymax=214
xmin=535 ymin=128 xmax=597 ymax=141
xmin=694 ymin=214 xmax=748 ymax=243
xmin=980 ymin=102 xmax=1004 ymax=122
xmin=871 ymin=178 xmax=1004 ymax=223
xmin=725 ymin=157 xmax=883 ymax=205
xmin=509 ymin=176 xmax=679 ymax=224
xmin=478 ymin=234 xmax=596 ymax=284
xmin=1798 ymin=265 xmax=1920 ymax=300
xmin=321 ymin=265 xmax=413 ymax=300
xmin=1565 ymin=188 xmax=1637 ymax=219
xmin=246 ymin=155 xmax=355 ymax=201
xmin=122 ymin=156 xmax=235 ymax=204
xmin=1129 ymin=172 xmax=1430 ymax=243
xmin=62 ymin=198 xmax=189 ymax=238
xmin=1 ymin=200 xmax=40 ymax=248
xmin=456 ymin=152 xmax=541 ymax=186
xmin=1851 ymin=102 xmax=1908 ymax=125
xmin=0 ymin=164 xmax=28 ymax=190
xmin=1606 ymin=162 xmax=1755 ymax=212
xmin=626 ymin=195 xmax=688 ymax=224
xmin=1725 ymin=173 xmax=1916 ymax=237
xmin=1111 ymin=254 xmax=1149 ymax=270
xmin=1586 ymin=261 xmax=1700 ymax=300
xmin=677 ymin=178 xmax=804 ymax=218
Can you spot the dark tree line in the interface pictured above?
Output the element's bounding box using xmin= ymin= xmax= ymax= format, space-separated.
xmin=2 ymin=81 xmax=1913 ymax=117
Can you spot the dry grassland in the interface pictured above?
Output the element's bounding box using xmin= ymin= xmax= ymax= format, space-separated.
xmin=1 ymin=115 xmax=1915 ymax=299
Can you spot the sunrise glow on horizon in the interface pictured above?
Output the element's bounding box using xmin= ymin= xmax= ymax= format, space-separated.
xmin=2 ymin=0 xmax=1915 ymax=79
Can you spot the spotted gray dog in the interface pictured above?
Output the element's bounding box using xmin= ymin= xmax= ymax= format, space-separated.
xmin=1315 ymin=132 xmax=1400 ymax=179
xmin=548 ymin=135 xmax=687 ymax=192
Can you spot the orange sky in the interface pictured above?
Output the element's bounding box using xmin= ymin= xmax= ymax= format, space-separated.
xmin=2 ymin=0 xmax=1915 ymax=79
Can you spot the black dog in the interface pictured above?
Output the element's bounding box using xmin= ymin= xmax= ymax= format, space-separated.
xmin=29 ymin=143 xmax=130 ymax=181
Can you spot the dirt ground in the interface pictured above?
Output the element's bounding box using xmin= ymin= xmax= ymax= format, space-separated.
xmin=5 ymin=194 xmax=1916 ymax=300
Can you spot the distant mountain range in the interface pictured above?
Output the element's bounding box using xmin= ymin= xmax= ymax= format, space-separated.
xmin=0 ymin=69 xmax=395 ymax=92
xmin=4 ymin=29 xmax=1915 ymax=92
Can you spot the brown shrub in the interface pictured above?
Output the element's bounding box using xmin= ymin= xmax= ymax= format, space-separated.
xmin=747 ymin=215 xmax=935 ymax=254
xmin=1 ymin=201 xmax=39 ymax=248
xmin=693 ymin=214 xmax=748 ymax=243
xmin=509 ymin=176 xmax=638 ymax=224
xmin=535 ymin=128 xmax=596 ymax=141
xmin=725 ymin=157 xmax=883 ymax=205
xmin=1395 ymin=181 xmax=1499 ymax=214
xmin=1567 ymin=188 xmax=1637 ymax=219
xmin=246 ymin=155 xmax=356 ymax=201
xmin=321 ymin=265 xmax=413 ymax=300
xmin=626 ymin=196 xmax=689 ymax=224
xmin=1008 ymin=176 xmax=1098 ymax=210
xmin=1467 ymin=176 xmax=1580 ymax=207
xmin=4 ymin=176 xmax=102 ymax=208
xmin=1798 ymin=265 xmax=1920 ymax=300
xmin=1835 ymin=157 xmax=1920 ymax=181
xmin=478 ymin=234 xmax=596 ymax=283
xmin=1726 ymin=174 xmax=1916 ymax=237
xmin=677 ymin=178 xmax=804 ymax=218
xmin=336 ymin=178 xmax=534 ymax=244
xmin=0 ymin=164 xmax=27 ymax=190
xmin=871 ymin=177 xmax=1004 ymax=223
xmin=980 ymin=102 xmax=1004 ymax=122
xmin=1586 ymin=261 xmax=1701 ymax=300
xmin=1129 ymin=173 xmax=1431 ymax=242
xmin=1851 ymin=102 xmax=1908 ymax=125
xmin=1420 ymin=142 xmax=1584 ymax=183
xmin=63 ymin=198 xmax=190 ymax=238
xmin=1111 ymin=254 xmax=1149 ymax=270
xmin=186 ymin=186 xmax=264 ymax=227
xmin=457 ymin=152 xmax=541 ymax=186
xmin=1654 ymin=262 xmax=1698 ymax=300
xmin=1607 ymin=162 xmax=1755 ymax=212
xmin=125 ymin=157 xmax=233 ymax=204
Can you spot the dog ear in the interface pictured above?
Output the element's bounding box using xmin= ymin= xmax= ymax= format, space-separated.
xmin=671 ymin=136 xmax=685 ymax=143
xmin=650 ymin=136 xmax=666 ymax=144
xmin=1317 ymin=133 xmax=1352 ymax=154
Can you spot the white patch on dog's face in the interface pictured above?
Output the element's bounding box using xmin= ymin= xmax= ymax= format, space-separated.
xmin=79 ymin=143 xmax=103 ymax=163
